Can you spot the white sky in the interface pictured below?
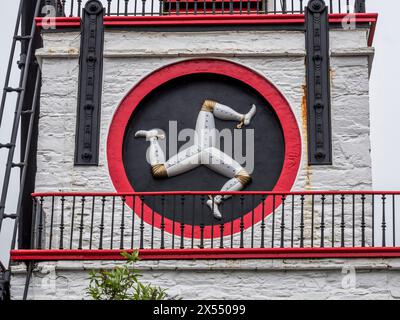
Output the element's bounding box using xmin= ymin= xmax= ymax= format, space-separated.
xmin=0 ymin=1 xmax=399 ymax=262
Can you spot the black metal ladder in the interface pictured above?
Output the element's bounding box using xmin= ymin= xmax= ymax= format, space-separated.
xmin=0 ymin=0 xmax=42 ymax=301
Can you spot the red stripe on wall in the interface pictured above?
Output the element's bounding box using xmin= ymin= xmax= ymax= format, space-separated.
xmin=34 ymin=13 xmax=378 ymax=46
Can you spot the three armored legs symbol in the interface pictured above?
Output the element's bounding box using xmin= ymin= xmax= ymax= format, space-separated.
xmin=135 ymin=100 xmax=257 ymax=220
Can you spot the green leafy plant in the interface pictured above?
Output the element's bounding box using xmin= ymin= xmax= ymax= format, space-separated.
xmin=86 ymin=251 xmax=168 ymax=300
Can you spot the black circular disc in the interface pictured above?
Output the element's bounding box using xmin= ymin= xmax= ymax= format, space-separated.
xmin=122 ymin=73 xmax=285 ymax=225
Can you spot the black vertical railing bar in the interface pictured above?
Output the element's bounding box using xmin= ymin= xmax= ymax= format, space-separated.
xmin=89 ymin=196 xmax=95 ymax=249
xmin=300 ymin=194 xmax=305 ymax=248
xmin=320 ymin=194 xmax=325 ymax=248
xmin=180 ymin=195 xmax=185 ymax=249
xmin=352 ymin=194 xmax=355 ymax=247
xmin=340 ymin=194 xmax=345 ymax=247
xmin=99 ymin=196 xmax=106 ymax=249
xmin=168 ymin=0 xmax=172 ymax=15
xmin=219 ymin=212 xmax=224 ymax=249
xmin=382 ymin=194 xmax=386 ymax=247
xmin=70 ymin=0 xmax=75 ymax=16
xmin=191 ymin=195 xmax=195 ymax=249
xmin=142 ymin=0 xmax=146 ymax=16
xmin=361 ymin=194 xmax=365 ymax=247
xmin=290 ymin=194 xmax=294 ymax=248
xmin=354 ymin=0 xmax=366 ymax=13
xmin=230 ymin=195 xmax=234 ymax=248
xmin=200 ymin=195 xmax=205 ymax=249
xmin=251 ymin=195 xmax=255 ymax=248
xmin=78 ymin=196 xmax=85 ymax=250
xmin=271 ymin=195 xmax=276 ymax=248
xmin=124 ymin=0 xmax=129 ymax=15
xmin=48 ymin=196 xmax=55 ymax=249
xmin=37 ymin=197 xmax=44 ymax=249
xmin=139 ymin=195 xmax=144 ymax=249
xmin=239 ymin=195 xmax=244 ymax=248
xmin=158 ymin=0 xmax=163 ymax=16
xmin=281 ymin=0 xmax=287 ymax=13
xmin=30 ymin=198 xmax=37 ymax=250
xmin=331 ymin=194 xmax=335 ymax=247
xmin=311 ymin=194 xmax=314 ymax=247
xmin=346 ymin=0 xmax=350 ymax=14
xmin=160 ymin=195 xmax=165 ymax=249
xmin=62 ymin=0 xmax=67 ymax=15
xmin=77 ymin=0 xmax=83 ymax=17
xmin=107 ymin=0 xmax=112 ymax=15
xmin=280 ymin=195 xmax=286 ymax=248
xmin=110 ymin=196 xmax=115 ymax=249
xmin=260 ymin=194 xmax=266 ymax=248
xmin=393 ymin=194 xmax=396 ymax=247
xmin=69 ymin=196 xmax=76 ymax=249
xmin=211 ymin=196 xmax=215 ymax=248
xmin=59 ymin=196 xmax=65 ymax=250
xmin=372 ymin=194 xmax=375 ymax=247
xmin=120 ymin=196 xmax=126 ymax=249
xmin=150 ymin=196 xmax=155 ymax=249
xmin=171 ymin=195 xmax=176 ymax=249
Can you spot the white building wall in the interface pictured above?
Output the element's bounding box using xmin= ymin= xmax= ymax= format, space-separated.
xmin=10 ymin=27 xmax=377 ymax=299
xmin=11 ymin=258 xmax=400 ymax=300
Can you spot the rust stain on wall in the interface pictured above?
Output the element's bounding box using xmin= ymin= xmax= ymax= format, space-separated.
xmin=301 ymin=84 xmax=312 ymax=190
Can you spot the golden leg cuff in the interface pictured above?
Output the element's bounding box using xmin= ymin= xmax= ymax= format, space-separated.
xmin=151 ymin=164 xmax=168 ymax=179
xmin=235 ymin=169 xmax=252 ymax=186
xmin=201 ymin=100 xmax=216 ymax=112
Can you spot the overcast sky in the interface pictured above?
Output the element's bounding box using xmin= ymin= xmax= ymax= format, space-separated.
xmin=0 ymin=1 xmax=399 ymax=262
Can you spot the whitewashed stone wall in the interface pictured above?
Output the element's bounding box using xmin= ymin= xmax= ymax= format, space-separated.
xmin=11 ymin=27 xmax=377 ymax=299
xmin=11 ymin=258 xmax=400 ymax=300
xmin=34 ymin=28 xmax=373 ymax=194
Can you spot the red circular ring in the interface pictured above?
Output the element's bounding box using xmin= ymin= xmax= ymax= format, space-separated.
xmin=107 ymin=59 xmax=302 ymax=239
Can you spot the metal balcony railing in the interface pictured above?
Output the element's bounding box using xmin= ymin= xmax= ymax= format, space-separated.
xmin=45 ymin=0 xmax=367 ymax=18
xmin=25 ymin=191 xmax=399 ymax=253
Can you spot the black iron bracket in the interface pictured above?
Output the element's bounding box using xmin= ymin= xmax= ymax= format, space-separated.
xmin=305 ymin=0 xmax=332 ymax=165
xmin=74 ymin=0 xmax=104 ymax=165
xmin=354 ymin=0 xmax=366 ymax=13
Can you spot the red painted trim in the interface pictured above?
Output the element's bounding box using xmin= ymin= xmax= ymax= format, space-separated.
xmin=35 ymin=17 xmax=81 ymax=28
xmin=34 ymin=14 xmax=378 ymax=45
xmin=32 ymin=190 xmax=400 ymax=197
xmin=11 ymin=247 xmax=400 ymax=261
xmin=106 ymin=59 xmax=301 ymax=239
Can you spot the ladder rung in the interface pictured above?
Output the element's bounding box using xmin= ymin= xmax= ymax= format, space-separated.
xmin=21 ymin=109 xmax=33 ymax=115
xmin=3 ymin=214 xmax=17 ymax=220
xmin=14 ymin=35 xmax=32 ymax=41
xmin=4 ymin=87 xmax=23 ymax=93
xmin=0 ymin=143 xmax=14 ymax=149
xmin=11 ymin=162 xmax=25 ymax=168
